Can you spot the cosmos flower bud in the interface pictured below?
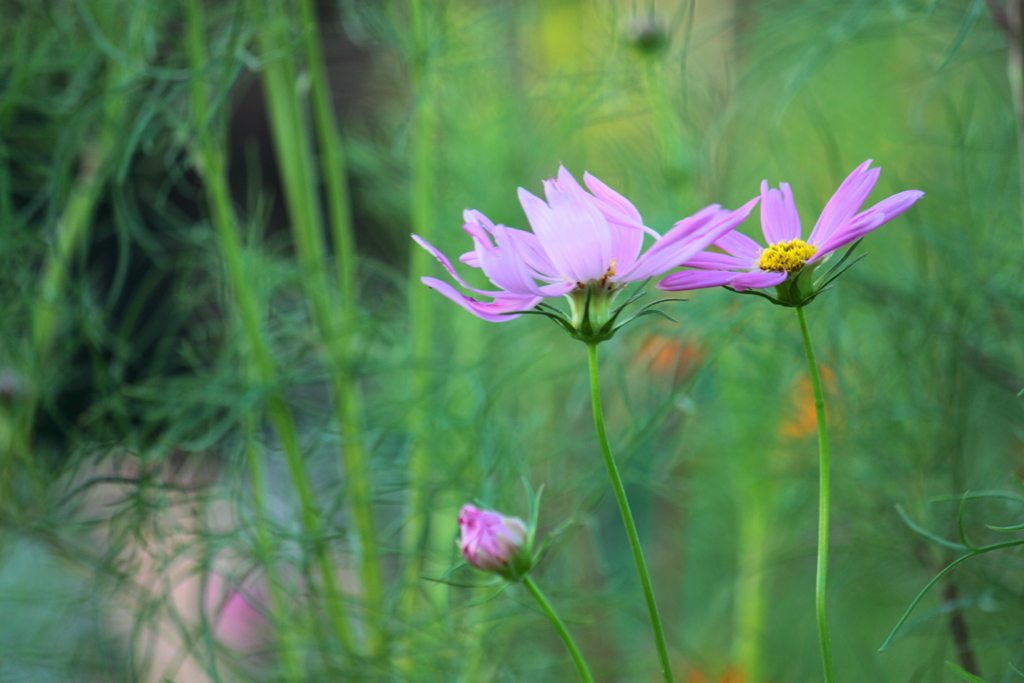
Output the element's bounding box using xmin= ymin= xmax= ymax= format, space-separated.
xmin=623 ymin=13 xmax=669 ymax=56
xmin=458 ymin=504 xmax=533 ymax=581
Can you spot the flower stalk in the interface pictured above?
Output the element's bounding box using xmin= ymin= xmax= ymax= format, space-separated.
xmin=522 ymin=576 xmax=596 ymax=683
xmin=586 ymin=342 xmax=675 ymax=683
xmin=457 ymin=504 xmax=594 ymax=683
xmin=795 ymin=306 xmax=835 ymax=683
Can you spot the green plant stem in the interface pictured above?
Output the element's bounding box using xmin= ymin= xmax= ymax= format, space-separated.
xmin=400 ymin=0 xmax=437 ymax=620
xmin=241 ymin=411 xmax=303 ymax=681
xmin=586 ymin=342 xmax=674 ymax=683
xmin=31 ymin=164 xmax=105 ymax=361
xmin=258 ymin=0 xmax=385 ymax=656
xmin=795 ymin=305 xmax=835 ymax=683
xmin=296 ymin=0 xmax=357 ymax=316
xmin=643 ymin=59 xmax=686 ymax=190
xmin=16 ymin=3 xmax=147 ymax=485
xmin=185 ymin=4 xmax=310 ymax=674
xmin=732 ymin=480 xmax=769 ymax=683
xmin=1005 ymin=1 xmax=1024 ymax=242
xmin=184 ymin=0 xmax=353 ymax=662
xmin=29 ymin=0 xmax=150 ymax=365
xmin=522 ymin=576 xmax=595 ymax=683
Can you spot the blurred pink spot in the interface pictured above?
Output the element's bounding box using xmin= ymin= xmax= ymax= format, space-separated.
xmin=205 ymin=573 xmax=269 ymax=652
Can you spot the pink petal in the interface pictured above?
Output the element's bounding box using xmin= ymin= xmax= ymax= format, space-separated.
xmin=541 ymin=166 xmax=616 ymax=280
xmin=463 ymin=209 xmax=497 ymax=232
xmin=582 ymin=172 xmax=643 ymax=228
xmin=462 ymin=209 xmax=559 ymax=277
xmin=615 ymin=205 xmax=725 ymax=281
xmin=621 ymin=197 xmax=759 ymax=282
xmin=412 ymin=234 xmax=503 ymax=296
xmin=714 ymin=229 xmax=763 ymax=260
xmin=760 ymin=181 xmax=801 ymax=244
xmin=682 ymin=251 xmax=753 ymax=270
xmin=538 ymin=280 xmax=577 ymax=297
xmin=657 ymin=270 xmax=737 ymax=291
xmin=810 ymin=212 xmax=886 ymax=260
xmin=728 ymin=270 xmax=788 ymax=291
xmin=461 ymin=215 xmax=496 ymax=249
xmin=518 ymin=187 xmax=592 ymax=283
xmin=582 ymin=171 xmax=646 ymax=270
xmin=808 ymin=160 xmax=879 ymax=245
xmin=862 ymin=189 xmax=924 ymax=219
xmin=810 ymin=189 xmax=922 ymax=259
xmin=665 ymin=204 xmax=727 ymax=240
xmin=474 ymin=224 xmax=550 ymax=296
xmin=421 ymin=277 xmax=542 ymax=322
xmin=456 ymin=212 xmax=562 ymax=293
xmin=499 ymin=227 xmax=561 ymax=280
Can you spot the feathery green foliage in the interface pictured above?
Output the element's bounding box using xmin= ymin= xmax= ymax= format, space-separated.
xmin=2 ymin=1 xmax=1024 ymax=681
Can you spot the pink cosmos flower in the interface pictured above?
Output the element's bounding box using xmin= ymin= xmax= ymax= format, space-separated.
xmin=412 ymin=166 xmax=759 ymax=323
xmin=458 ymin=504 xmax=531 ymax=577
xmin=657 ymin=160 xmax=923 ymax=295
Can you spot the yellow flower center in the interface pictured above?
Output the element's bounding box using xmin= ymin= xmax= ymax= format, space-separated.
xmin=754 ymin=239 xmax=817 ymax=273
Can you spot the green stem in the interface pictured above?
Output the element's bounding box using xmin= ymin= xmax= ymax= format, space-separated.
xmin=296 ymin=0 xmax=357 ymax=317
xmin=16 ymin=2 xmax=147 ymax=488
xmin=795 ymin=305 xmax=835 ymax=683
xmin=31 ymin=168 xmax=105 ymax=360
xmin=643 ymin=59 xmax=685 ymax=183
xmin=732 ymin=481 xmax=769 ymax=683
xmin=185 ymin=13 xmax=310 ymax=681
xmin=241 ymin=410 xmax=303 ymax=681
xmin=1005 ymin=1 xmax=1024 ymax=241
xmin=185 ymin=0 xmax=353 ymax=662
xmin=30 ymin=0 xmax=149 ymax=365
xmin=522 ymin=577 xmax=595 ymax=683
xmin=264 ymin=393 xmax=356 ymax=658
xmin=258 ymin=0 xmax=385 ymax=655
xmin=400 ymin=0 xmax=437 ymax=620
xmin=586 ymin=342 xmax=675 ymax=683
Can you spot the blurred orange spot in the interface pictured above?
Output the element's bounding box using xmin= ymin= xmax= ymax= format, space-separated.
xmin=780 ymin=365 xmax=835 ymax=439
xmin=685 ymin=666 xmax=744 ymax=683
xmin=1013 ymin=437 xmax=1024 ymax=481
xmin=720 ymin=666 xmax=745 ymax=683
xmin=636 ymin=334 xmax=704 ymax=383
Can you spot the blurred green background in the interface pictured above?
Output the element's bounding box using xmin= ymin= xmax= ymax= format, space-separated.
xmin=2 ymin=0 xmax=1024 ymax=681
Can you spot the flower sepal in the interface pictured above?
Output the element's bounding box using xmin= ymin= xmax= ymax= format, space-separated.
xmin=729 ymin=239 xmax=866 ymax=308
xmin=505 ymin=285 xmax=685 ymax=344
xmin=494 ymin=540 xmax=535 ymax=583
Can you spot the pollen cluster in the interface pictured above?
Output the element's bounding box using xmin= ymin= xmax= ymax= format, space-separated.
xmin=754 ymin=239 xmax=817 ymax=273
xmin=593 ymin=258 xmax=617 ymax=287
